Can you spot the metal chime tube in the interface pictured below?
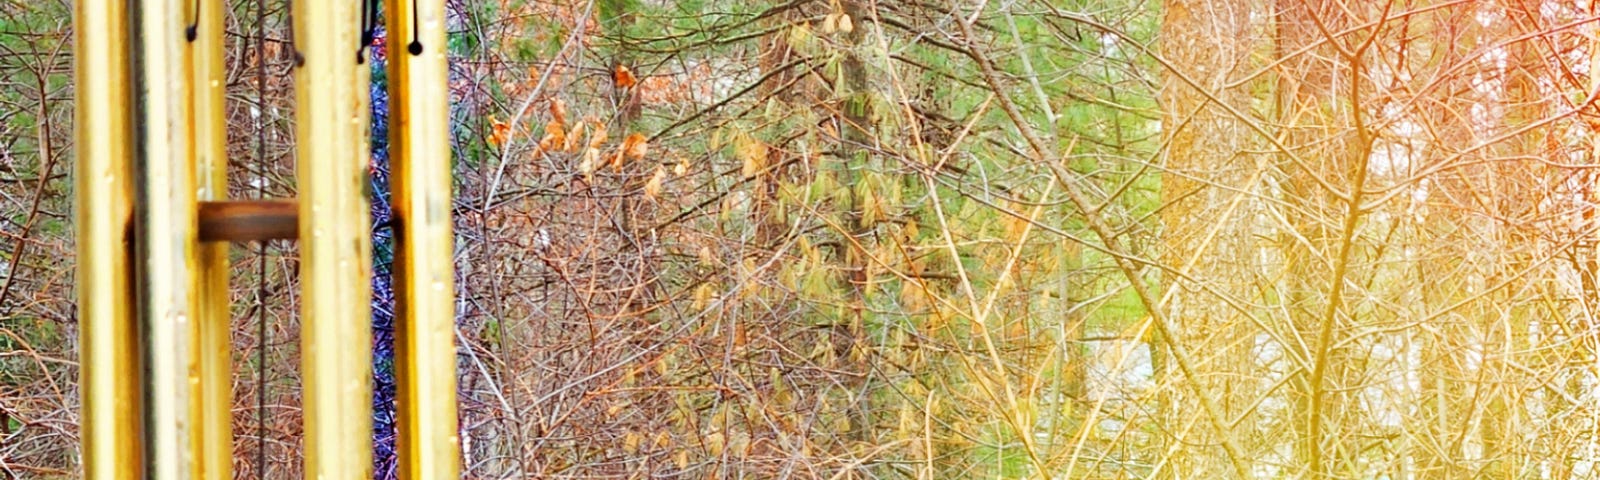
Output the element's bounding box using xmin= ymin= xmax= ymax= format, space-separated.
xmin=133 ymin=0 xmax=199 ymax=477
xmin=387 ymin=1 xmax=463 ymax=477
xmin=188 ymin=0 xmax=232 ymax=477
xmin=292 ymin=1 xmax=375 ymax=477
xmin=77 ymin=1 xmax=459 ymax=476
xmin=74 ymin=0 xmax=140 ymax=477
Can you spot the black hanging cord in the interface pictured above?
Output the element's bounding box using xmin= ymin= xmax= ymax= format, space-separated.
xmin=254 ymin=0 xmax=271 ymax=477
xmin=185 ymin=0 xmax=200 ymax=41
xmin=407 ymin=0 xmax=423 ymax=55
xmin=287 ymin=0 xmax=303 ymax=67
xmin=358 ymin=0 xmax=378 ymax=64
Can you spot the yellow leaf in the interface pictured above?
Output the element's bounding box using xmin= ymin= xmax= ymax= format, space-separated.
xmin=706 ymin=432 xmax=725 ymax=456
xmin=736 ymin=133 xmax=768 ymax=178
xmin=623 ymin=431 xmax=642 ymax=454
xmin=787 ymin=22 xmax=813 ymax=51
xmin=692 ymin=283 xmax=712 ymax=310
xmin=697 ymin=246 xmax=716 ymax=268
xmin=580 ymin=147 xmax=599 ymax=182
xmin=656 ymin=353 xmax=672 ymax=376
xmin=589 ymin=121 xmax=609 ymax=149
xmin=858 ymin=185 xmax=880 ymax=228
xmin=645 ymin=167 xmax=666 ymax=199
xmin=731 ymin=433 xmax=751 ymax=460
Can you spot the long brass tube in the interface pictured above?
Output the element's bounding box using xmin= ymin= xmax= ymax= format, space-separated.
xmin=74 ymin=0 xmax=140 ymax=476
xmin=132 ymin=0 xmax=198 ymax=477
xmin=386 ymin=1 xmax=462 ymax=477
xmin=291 ymin=1 xmax=375 ymax=477
xmin=188 ymin=0 xmax=232 ymax=477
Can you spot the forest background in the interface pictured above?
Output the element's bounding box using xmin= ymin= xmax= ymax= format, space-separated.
xmin=3 ymin=0 xmax=1600 ymax=478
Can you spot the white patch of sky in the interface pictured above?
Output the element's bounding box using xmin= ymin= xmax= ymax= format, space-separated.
xmin=1470 ymin=102 xmax=1491 ymax=128
xmin=1368 ymin=140 xmax=1417 ymax=177
xmin=1372 ymin=59 xmax=1394 ymax=87
xmin=1470 ymin=72 xmax=1488 ymax=95
xmin=1475 ymin=8 xmax=1502 ymax=27
xmin=1569 ymin=45 xmax=1589 ymax=78
xmin=1408 ymin=178 xmax=1430 ymax=222
xmin=1086 ymin=338 xmax=1153 ymax=402
xmin=1485 ymin=46 xmax=1508 ymax=71
xmin=1540 ymin=0 xmax=1564 ymax=20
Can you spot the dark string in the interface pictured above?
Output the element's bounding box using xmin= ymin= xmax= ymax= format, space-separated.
xmin=254 ymin=0 xmax=270 ymax=477
xmin=358 ymin=0 xmax=377 ymax=64
xmin=287 ymin=0 xmax=303 ymax=67
xmin=185 ymin=0 xmax=199 ymax=41
xmin=407 ymin=0 xmax=423 ymax=55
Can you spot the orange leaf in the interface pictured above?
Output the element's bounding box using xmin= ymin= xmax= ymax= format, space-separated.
xmin=488 ymin=116 xmax=511 ymax=148
xmin=565 ymin=121 xmax=586 ymax=152
xmin=614 ymin=64 xmax=638 ymax=89
xmin=622 ymin=133 xmax=649 ymax=160
xmin=522 ymin=65 xmax=543 ymax=95
xmin=540 ymin=119 xmax=566 ymax=151
xmin=550 ymin=98 xmax=569 ymax=125
xmin=610 ymin=151 xmax=626 ymax=172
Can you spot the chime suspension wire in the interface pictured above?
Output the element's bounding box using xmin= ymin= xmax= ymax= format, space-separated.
xmin=185 ymin=0 xmax=200 ymax=41
xmin=253 ymin=0 xmax=270 ymax=477
xmin=408 ymin=0 xmax=423 ymax=54
xmin=358 ymin=0 xmax=375 ymax=64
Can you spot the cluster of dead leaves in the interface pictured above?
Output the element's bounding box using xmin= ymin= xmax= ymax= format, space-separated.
xmin=538 ymin=99 xmax=572 ymax=153
xmin=486 ymin=92 xmax=686 ymax=200
xmin=579 ymin=132 xmax=651 ymax=182
xmin=485 ymin=99 xmax=601 ymax=152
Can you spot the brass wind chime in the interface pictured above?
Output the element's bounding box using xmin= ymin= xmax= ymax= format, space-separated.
xmin=73 ymin=0 xmax=459 ymax=477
